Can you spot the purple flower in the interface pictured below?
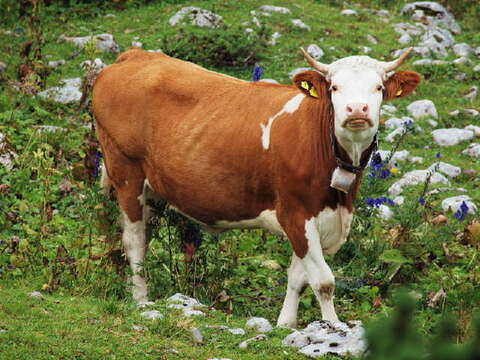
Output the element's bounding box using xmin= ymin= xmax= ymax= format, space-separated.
xmin=380 ymin=169 xmax=391 ymax=179
xmin=418 ymin=197 xmax=425 ymax=206
xmin=460 ymin=201 xmax=469 ymax=214
xmin=93 ymin=151 xmax=103 ymax=178
xmin=454 ymin=201 xmax=469 ymax=221
xmin=365 ymin=197 xmax=395 ymax=208
xmin=435 ymin=152 xmax=441 ymax=159
xmin=403 ymin=119 xmax=413 ymax=128
xmin=252 ymin=64 xmax=263 ymax=82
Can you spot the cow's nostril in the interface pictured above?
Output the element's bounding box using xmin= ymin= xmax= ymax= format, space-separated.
xmin=362 ymin=105 xmax=368 ymax=113
xmin=347 ymin=106 xmax=353 ymax=113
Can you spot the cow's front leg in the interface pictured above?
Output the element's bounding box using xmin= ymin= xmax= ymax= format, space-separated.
xmin=277 ymin=253 xmax=308 ymax=328
xmin=279 ymin=211 xmax=339 ymax=324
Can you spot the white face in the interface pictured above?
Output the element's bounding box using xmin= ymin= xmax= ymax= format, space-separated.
xmin=329 ymin=67 xmax=384 ymax=140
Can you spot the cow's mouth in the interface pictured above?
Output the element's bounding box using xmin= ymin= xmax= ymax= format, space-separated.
xmin=342 ymin=118 xmax=373 ymax=131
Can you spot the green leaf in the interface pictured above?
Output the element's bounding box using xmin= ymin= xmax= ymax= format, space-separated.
xmin=379 ymin=249 xmax=412 ymax=265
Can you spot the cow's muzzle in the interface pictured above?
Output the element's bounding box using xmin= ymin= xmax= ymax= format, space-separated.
xmin=342 ymin=117 xmax=373 ymax=131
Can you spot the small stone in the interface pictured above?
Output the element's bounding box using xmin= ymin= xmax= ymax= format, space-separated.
xmin=465 ymin=125 xmax=480 ymax=137
xmin=413 ymin=59 xmax=447 ymax=66
xmin=169 ymin=7 xmax=223 ymax=28
xmin=367 ymin=35 xmax=378 ymax=45
xmin=453 ymin=43 xmax=473 ymax=57
xmin=228 ymin=328 xmax=246 ymax=335
xmin=388 ymin=170 xmax=449 ymax=196
xmin=282 ymin=331 xmax=310 ymax=348
xmin=307 ymin=44 xmax=324 ymax=60
xmin=432 ymin=128 xmax=475 ymax=146
xmin=408 ymin=156 xmax=424 ymax=164
xmin=246 ymin=317 xmax=273 ymax=333
xmin=473 ymin=64 xmax=480 ymax=72
xmin=441 ymin=195 xmax=477 ymax=215
xmin=191 ymin=328 xmax=203 ymax=344
xmin=137 ymin=301 xmax=155 ymax=308
xmin=381 ymin=104 xmax=397 ymax=116
xmin=385 ymin=117 xmax=414 ymax=129
xmin=37 ymin=78 xmax=82 ymax=104
xmin=341 ymin=9 xmax=357 ymax=16
xmin=132 ymin=324 xmax=147 ymax=331
xmin=427 ymin=119 xmax=438 ymax=127
xmin=464 ymin=86 xmax=477 ymax=101
xmin=385 ymin=127 xmax=406 ymax=143
xmin=239 ymin=334 xmax=267 ymax=349
xmin=140 ymin=310 xmax=163 ymax=320
xmin=398 ymin=33 xmax=412 ymax=45
xmin=378 ymin=205 xmax=393 ymax=220
xmin=428 ymin=162 xmax=461 ymax=178
xmin=291 ymin=19 xmax=311 ymax=31
xmin=453 ymin=57 xmax=471 ymax=66
xmin=48 ymin=59 xmax=66 ymax=68
xmin=183 ymin=309 xmax=205 ymax=317
xmin=258 ymin=5 xmax=291 ymax=14
xmin=449 ymin=109 xmax=460 ymax=116
xmin=131 ymin=41 xmax=143 ymax=48
xmin=60 ymin=33 xmax=120 ymax=53
xmin=462 ymin=109 xmax=479 ymax=117
xmin=167 ymin=293 xmax=205 ymax=308
xmin=431 ymin=215 xmax=448 ymax=225
xmin=407 ymin=100 xmax=438 ymax=119
xmin=27 ymin=291 xmax=43 ymax=298
xmin=454 ymin=73 xmax=467 ymax=81
xmin=462 ymin=143 xmax=480 ymax=159
xmin=268 ymin=31 xmax=281 ymax=46
xmin=463 ymin=168 xmax=477 ymax=175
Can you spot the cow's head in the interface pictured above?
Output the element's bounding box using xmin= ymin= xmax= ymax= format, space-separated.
xmin=294 ymin=48 xmax=421 ymax=165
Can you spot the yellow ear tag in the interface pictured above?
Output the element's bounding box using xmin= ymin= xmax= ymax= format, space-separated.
xmin=309 ymin=87 xmax=319 ymax=98
xmin=301 ymin=81 xmax=310 ymax=90
xmin=396 ymin=88 xmax=403 ymax=96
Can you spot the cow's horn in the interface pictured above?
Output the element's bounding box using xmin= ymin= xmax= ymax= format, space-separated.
xmin=300 ymin=47 xmax=329 ymax=73
xmin=381 ymin=47 xmax=413 ymax=72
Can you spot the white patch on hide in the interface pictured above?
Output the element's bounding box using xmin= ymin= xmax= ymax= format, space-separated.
xmin=261 ymin=93 xmax=305 ymax=150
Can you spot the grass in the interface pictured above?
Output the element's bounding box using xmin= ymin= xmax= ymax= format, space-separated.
xmin=0 ymin=0 xmax=479 ymax=358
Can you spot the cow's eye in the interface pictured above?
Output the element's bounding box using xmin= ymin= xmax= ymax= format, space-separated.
xmin=331 ymin=85 xmax=338 ymax=92
xmin=377 ymin=85 xmax=384 ymax=91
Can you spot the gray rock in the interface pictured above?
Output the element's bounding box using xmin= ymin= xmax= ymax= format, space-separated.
xmin=476 ymin=47 xmax=480 ymax=56
xmin=191 ymin=328 xmax=204 ymax=344
xmin=288 ymin=320 xmax=366 ymax=358
xmin=373 ymin=150 xmax=410 ymax=166
xmin=131 ymin=41 xmax=143 ymax=48
xmin=432 ymin=128 xmax=475 ymax=146
xmin=465 ymin=125 xmax=480 ymax=137
xmin=398 ymin=33 xmax=412 ymax=45
xmin=34 ymin=125 xmax=66 ymax=133
xmin=391 ymin=46 xmax=430 ymax=58
xmin=427 ymin=119 xmax=438 ymax=127
xmin=239 ymin=334 xmax=267 ymax=349
xmin=307 ymin=44 xmax=324 ymax=60
xmin=453 ymin=43 xmax=473 ymax=57
xmin=420 ymin=27 xmax=454 ymax=58
xmin=385 ymin=117 xmax=415 ymax=129
xmin=463 ymin=86 xmax=477 ymax=100
xmin=268 ymin=31 xmax=281 ymax=46
xmin=47 ymin=59 xmax=66 ymax=68
xmin=413 ymin=59 xmax=447 ymax=66
xmin=258 ymin=78 xmax=279 ymax=84
xmin=167 ymin=293 xmax=205 ymax=308
xmin=463 ymin=143 xmax=480 ymax=159
xmin=381 ymin=104 xmax=397 ymax=116
xmin=183 ymin=309 xmax=205 ymax=317
xmin=105 ymin=13 xmax=117 ymax=19
xmin=367 ymin=34 xmax=378 ymax=45
xmin=388 ymin=170 xmax=449 ymax=196
xmin=407 ymin=99 xmax=438 ymax=119
xmin=137 ymin=300 xmax=155 ymax=308
xmin=169 ymin=7 xmax=223 ymax=28
xmin=259 ymin=5 xmax=291 ymax=14
xmin=0 ymin=132 xmax=17 ymax=171
xmin=379 ymin=204 xmax=394 ymax=220
xmin=27 ymin=291 xmax=43 ymax=298
xmin=453 ymin=57 xmax=471 ymax=66
xmin=449 ymin=109 xmax=460 ymax=116
xmin=385 ymin=127 xmax=406 ymax=143
xmin=401 ymin=2 xmax=461 ymax=34
xmin=37 ymin=78 xmax=82 ymax=104
xmin=441 ymin=195 xmax=477 ymax=214
xmin=140 ymin=310 xmax=163 ymax=320
xmin=375 ymin=9 xmax=390 ymax=17
xmin=282 ymin=331 xmax=310 ymax=348
xmin=473 ymin=64 xmax=480 ymax=72
xmin=228 ymin=328 xmax=246 ymax=336
xmin=291 ymin=19 xmax=311 ymax=31
xmin=392 ymin=22 xmax=424 ymax=36
xmin=408 ymin=156 xmax=424 ymax=164
xmin=428 ymin=162 xmax=461 ymax=178
xmin=462 ymin=109 xmax=479 ymax=117
xmin=80 ymin=58 xmax=106 ymax=74
xmin=60 ymin=33 xmax=120 ymax=53
xmin=454 ymin=73 xmax=467 ymax=81
xmin=341 ymin=9 xmax=357 ymax=16
xmin=246 ymin=317 xmax=273 ymax=333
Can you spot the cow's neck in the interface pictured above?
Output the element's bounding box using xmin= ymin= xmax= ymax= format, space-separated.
xmin=334 ymin=129 xmax=377 ymax=168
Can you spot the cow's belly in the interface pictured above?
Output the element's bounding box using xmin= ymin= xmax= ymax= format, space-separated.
xmin=313 ymin=206 xmax=353 ymax=255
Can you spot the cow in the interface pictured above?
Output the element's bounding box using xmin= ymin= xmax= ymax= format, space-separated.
xmin=92 ymin=47 xmax=420 ymax=327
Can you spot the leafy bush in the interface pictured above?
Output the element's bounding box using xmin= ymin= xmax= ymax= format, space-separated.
xmin=160 ymin=25 xmax=271 ymax=68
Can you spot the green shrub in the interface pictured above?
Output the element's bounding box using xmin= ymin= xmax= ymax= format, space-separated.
xmin=160 ymin=25 xmax=271 ymax=69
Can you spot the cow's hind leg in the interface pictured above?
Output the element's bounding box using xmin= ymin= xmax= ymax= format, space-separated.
xmin=98 ymin=129 xmax=148 ymax=302
xmin=277 ymin=253 xmax=308 ymax=328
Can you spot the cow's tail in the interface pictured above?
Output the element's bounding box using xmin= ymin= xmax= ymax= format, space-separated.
xmin=100 ymin=162 xmax=113 ymax=197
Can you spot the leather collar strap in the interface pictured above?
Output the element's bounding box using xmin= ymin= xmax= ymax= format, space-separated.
xmin=330 ymin=124 xmax=378 ymax=175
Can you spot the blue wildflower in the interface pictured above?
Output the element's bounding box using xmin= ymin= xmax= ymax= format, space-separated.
xmin=418 ymin=197 xmax=425 ymax=206
xmin=403 ymin=119 xmax=413 ymax=128
xmin=380 ymin=169 xmax=391 ymax=179
xmin=460 ymin=201 xmax=469 ymax=214
xmin=365 ymin=197 xmax=395 ymax=208
xmin=93 ymin=151 xmax=103 ymax=178
xmin=435 ymin=152 xmax=441 ymax=159
xmin=252 ymin=64 xmax=263 ymax=82
xmin=454 ymin=201 xmax=469 ymax=221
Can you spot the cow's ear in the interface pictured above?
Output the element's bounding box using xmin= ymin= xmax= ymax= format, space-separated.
xmin=384 ymin=70 xmax=421 ymax=101
xmin=293 ymin=70 xmax=329 ymax=99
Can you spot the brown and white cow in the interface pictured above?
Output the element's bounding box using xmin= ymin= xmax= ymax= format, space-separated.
xmin=92 ymin=47 xmax=420 ymax=327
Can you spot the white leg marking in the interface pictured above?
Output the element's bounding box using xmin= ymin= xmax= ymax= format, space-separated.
xmin=260 ymin=93 xmax=305 ymax=150
xmin=122 ymin=211 xmax=148 ymax=302
xmin=277 ymin=253 xmax=308 ymax=328
xmin=303 ymin=210 xmax=340 ymax=322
